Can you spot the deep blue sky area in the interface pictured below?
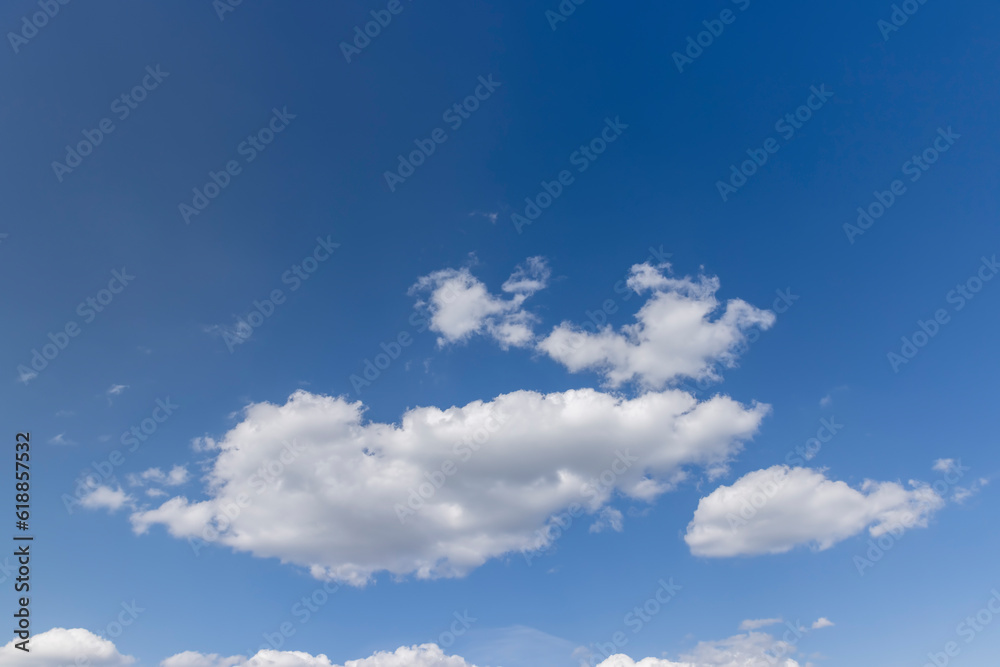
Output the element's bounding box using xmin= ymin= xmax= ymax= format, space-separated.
xmin=1 ymin=1 xmax=999 ymax=666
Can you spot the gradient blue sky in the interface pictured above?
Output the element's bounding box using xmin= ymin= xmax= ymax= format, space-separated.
xmin=2 ymin=1 xmax=999 ymax=666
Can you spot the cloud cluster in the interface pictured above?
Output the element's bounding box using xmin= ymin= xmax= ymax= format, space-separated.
xmin=409 ymin=257 xmax=550 ymax=349
xmin=413 ymin=259 xmax=774 ymax=389
xmin=128 ymin=387 xmax=767 ymax=585
xmin=738 ymin=617 xmax=782 ymax=631
xmin=668 ymin=628 xmax=802 ymax=667
xmin=80 ymin=485 xmax=133 ymax=512
xmin=162 ymin=645 xmax=474 ymax=667
xmin=127 ymin=465 xmax=190 ymax=487
xmin=539 ymin=268 xmax=774 ymax=389
xmin=0 ymin=628 xmax=136 ymax=666
xmin=684 ymin=465 xmax=946 ymax=557
xmin=10 ymin=628 xmax=827 ymax=667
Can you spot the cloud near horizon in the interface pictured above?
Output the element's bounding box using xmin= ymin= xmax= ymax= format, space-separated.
xmin=6 ymin=627 xmax=816 ymax=667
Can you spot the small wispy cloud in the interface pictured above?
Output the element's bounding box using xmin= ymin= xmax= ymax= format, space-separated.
xmin=820 ymin=385 xmax=849 ymax=408
xmin=739 ymin=618 xmax=783 ymax=631
xmin=80 ymin=486 xmax=133 ymax=513
xmin=953 ymin=478 xmax=989 ymax=503
xmin=107 ymin=384 xmax=129 ymax=396
xmin=48 ymin=433 xmax=76 ymax=446
xmin=17 ymin=368 xmax=37 ymax=384
xmin=127 ymin=465 xmax=190 ymax=488
xmin=932 ymin=458 xmax=958 ymax=473
xmin=812 ymin=617 xmax=834 ymax=629
xmin=588 ymin=507 xmax=624 ymax=534
xmin=470 ymin=210 xmax=499 ymax=224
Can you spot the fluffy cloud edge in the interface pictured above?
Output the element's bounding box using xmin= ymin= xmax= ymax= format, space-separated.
xmin=409 ymin=256 xmax=550 ymax=349
xmin=121 ymin=386 xmax=768 ymax=586
xmin=8 ymin=628 xmax=821 ymax=667
xmin=412 ymin=257 xmax=775 ymax=390
xmin=684 ymin=464 xmax=951 ymax=558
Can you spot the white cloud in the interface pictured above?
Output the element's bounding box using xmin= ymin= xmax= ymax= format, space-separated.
xmin=81 ymin=485 xmax=133 ymax=513
xmin=671 ymin=629 xmax=802 ymax=667
xmin=128 ymin=387 xmax=768 ymax=586
xmin=589 ymin=507 xmax=624 ymax=533
xmin=811 ymin=618 xmax=834 ymax=629
xmin=167 ymin=465 xmax=190 ymax=485
xmin=163 ymin=645 xmax=475 ymax=667
xmin=0 ymin=628 xmax=135 ymax=666
xmin=928 ymin=459 xmax=987 ymax=503
xmin=49 ymin=432 xmax=76 ymax=446
xmin=410 ymin=257 xmax=550 ymax=349
xmin=932 ymin=458 xmax=957 ymax=473
xmin=129 ymin=465 xmax=189 ymax=487
xmin=952 ymin=478 xmax=988 ymax=503
xmin=192 ymin=436 xmax=219 ymax=452
xmin=161 ymin=652 xmax=246 ymax=667
xmin=684 ymin=465 xmax=946 ymax=557
xmin=739 ymin=617 xmax=782 ymax=631
xmin=537 ymin=264 xmax=774 ymax=389
xmin=107 ymin=384 xmax=129 ymax=396
xmin=12 ymin=632 xmax=810 ymax=667
xmin=591 ymin=629 xmax=803 ymax=667
xmin=470 ymin=210 xmax=499 ymax=224
xmin=819 ymin=394 xmax=832 ymax=408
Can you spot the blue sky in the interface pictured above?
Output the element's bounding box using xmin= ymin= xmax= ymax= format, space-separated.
xmin=2 ymin=1 xmax=999 ymax=666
